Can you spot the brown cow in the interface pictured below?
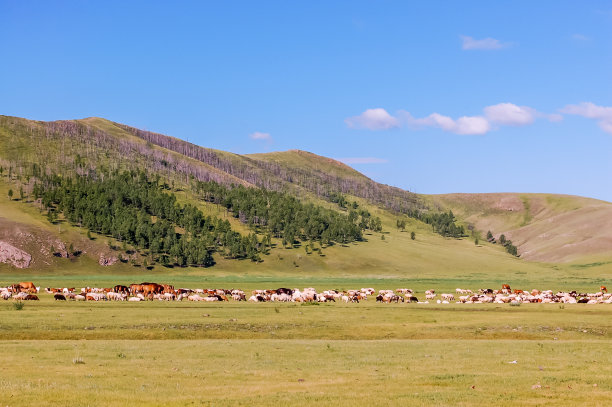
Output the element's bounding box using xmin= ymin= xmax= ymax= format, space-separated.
xmin=601 ymin=286 xmax=608 ymax=293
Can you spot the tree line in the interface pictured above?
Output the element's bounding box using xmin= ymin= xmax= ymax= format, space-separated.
xmin=33 ymin=170 xmax=378 ymax=268
xmin=192 ymin=180 xmax=376 ymax=246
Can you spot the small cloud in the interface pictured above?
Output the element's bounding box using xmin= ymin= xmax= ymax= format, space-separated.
xmin=484 ymin=103 xmax=537 ymax=126
xmin=560 ymin=102 xmax=612 ymax=134
xmin=460 ymin=35 xmax=511 ymax=50
xmin=336 ymin=157 xmax=388 ymax=164
xmin=572 ymin=33 xmax=590 ymax=41
xmin=403 ymin=111 xmax=490 ymax=135
xmin=345 ymin=108 xmax=399 ymax=130
xmin=249 ymin=131 xmax=271 ymax=140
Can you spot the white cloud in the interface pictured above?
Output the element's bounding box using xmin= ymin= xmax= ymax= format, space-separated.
xmin=348 ymin=103 xmax=560 ymax=135
xmin=344 ymin=108 xmax=399 ymax=130
xmin=560 ymin=102 xmax=612 ymax=134
xmin=484 ymin=103 xmax=537 ymax=126
xmin=484 ymin=103 xmax=563 ymax=125
xmin=249 ymin=131 xmax=271 ymax=140
xmin=336 ymin=157 xmax=388 ymax=164
xmin=460 ymin=35 xmax=510 ymax=50
xmin=426 ymin=113 xmax=491 ymax=135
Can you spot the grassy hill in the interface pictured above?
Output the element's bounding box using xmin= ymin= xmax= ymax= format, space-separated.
xmin=0 ymin=115 xmax=610 ymax=283
xmin=431 ymin=193 xmax=612 ymax=263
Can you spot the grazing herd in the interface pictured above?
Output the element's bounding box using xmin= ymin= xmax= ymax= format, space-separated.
xmin=1 ymin=282 xmax=610 ymax=305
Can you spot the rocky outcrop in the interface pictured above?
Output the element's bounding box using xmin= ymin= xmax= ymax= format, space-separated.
xmin=99 ymin=254 xmax=118 ymax=266
xmin=0 ymin=241 xmax=32 ymax=268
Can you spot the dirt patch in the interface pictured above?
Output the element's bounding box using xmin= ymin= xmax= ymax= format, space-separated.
xmin=0 ymin=241 xmax=31 ymax=268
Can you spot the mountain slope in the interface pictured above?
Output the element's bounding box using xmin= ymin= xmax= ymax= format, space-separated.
xmin=431 ymin=193 xmax=612 ymax=263
xmin=0 ymin=114 xmax=610 ymax=272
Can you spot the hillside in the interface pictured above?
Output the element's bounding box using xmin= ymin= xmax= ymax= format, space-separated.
xmin=0 ymin=114 xmax=610 ymax=275
xmin=431 ymin=193 xmax=612 ymax=263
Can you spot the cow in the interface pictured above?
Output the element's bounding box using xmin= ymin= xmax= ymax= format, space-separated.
xmin=54 ymin=293 xmax=66 ymax=301
xmin=601 ymin=286 xmax=608 ymax=293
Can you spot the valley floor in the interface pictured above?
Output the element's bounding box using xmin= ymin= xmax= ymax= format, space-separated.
xmin=1 ymin=298 xmax=611 ymax=406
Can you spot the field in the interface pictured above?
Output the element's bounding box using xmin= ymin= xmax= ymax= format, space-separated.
xmin=1 ymin=291 xmax=611 ymax=406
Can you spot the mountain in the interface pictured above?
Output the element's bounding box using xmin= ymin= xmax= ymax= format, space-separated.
xmin=431 ymin=193 xmax=612 ymax=263
xmin=0 ymin=115 xmax=610 ymax=274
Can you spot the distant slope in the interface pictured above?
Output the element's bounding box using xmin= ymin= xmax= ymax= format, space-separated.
xmin=431 ymin=193 xmax=612 ymax=263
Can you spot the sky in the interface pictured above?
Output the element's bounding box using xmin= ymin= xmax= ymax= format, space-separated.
xmin=1 ymin=1 xmax=611 ymax=201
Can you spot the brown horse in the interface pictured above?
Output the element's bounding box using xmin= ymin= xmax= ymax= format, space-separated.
xmin=113 ymin=285 xmax=129 ymax=294
xmin=12 ymin=282 xmax=36 ymax=293
xmin=141 ymin=283 xmax=164 ymax=297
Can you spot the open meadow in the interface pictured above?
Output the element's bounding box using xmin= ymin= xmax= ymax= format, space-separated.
xmin=1 ymin=288 xmax=611 ymax=406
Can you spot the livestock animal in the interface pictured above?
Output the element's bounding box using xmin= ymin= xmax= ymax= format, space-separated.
xmin=54 ymin=293 xmax=66 ymax=301
xmin=11 ymin=282 xmax=37 ymax=293
xmin=113 ymin=285 xmax=129 ymax=294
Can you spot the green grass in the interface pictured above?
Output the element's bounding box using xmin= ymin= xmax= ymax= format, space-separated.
xmin=0 ymin=297 xmax=611 ymax=405
xmin=1 ymin=339 xmax=610 ymax=406
xmin=1 ymin=297 xmax=612 ymax=341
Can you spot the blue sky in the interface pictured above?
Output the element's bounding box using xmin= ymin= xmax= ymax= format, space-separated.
xmin=1 ymin=1 xmax=611 ymax=201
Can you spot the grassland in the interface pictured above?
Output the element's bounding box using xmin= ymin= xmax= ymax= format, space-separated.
xmin=432 ymin=192 xmax=612 ymax=263
xmin=1 ymin=298 xmax=611 ymax=406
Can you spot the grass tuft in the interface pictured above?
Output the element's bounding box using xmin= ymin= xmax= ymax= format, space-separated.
xmin=72 ymin=357 xmax=85 ymax=365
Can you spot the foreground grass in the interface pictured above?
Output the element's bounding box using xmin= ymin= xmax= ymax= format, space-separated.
xmin=1 ymin=299 xmax=611 ymax=341
xmin=1 ymin=298 xmax=611 ymax=405
xmin=0 ymin=339 xmax=610 ymax=406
